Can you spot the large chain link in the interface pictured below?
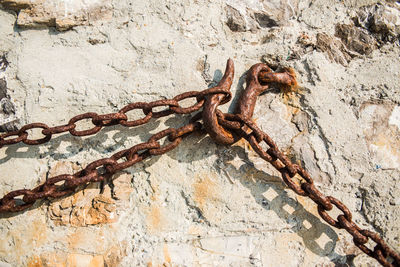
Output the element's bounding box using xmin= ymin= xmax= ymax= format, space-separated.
xmin=218 ymin=113 xmax=400 ymax=267
xmin=0 ymin=59 xmax=398 ymax=267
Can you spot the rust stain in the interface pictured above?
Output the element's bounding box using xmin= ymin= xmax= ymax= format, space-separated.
xmin=282 ymin=92 xmax=301 ymax=121
xmin=27 ymin=247 xmax=122 ymax=267
xmin=11 ymin=218 xmax=48 ymax=263
xmin=193 ymin=175 xmax=217 ymax=212
xmin=31 ymin=252 xmax=67 ymax=267
xmin=67 ymin=229 xmax=84 ymax=250
xmin=32 ymin=218 xmax=48 ymax=246
xmin=146 ymin=204 xmax=164 ymax=233
xmin=27 ymin=256 xmax=42 ymax=267
xmin=89 ymin=255 xmax=105 ymax=267
xmin=163 ymin=243 xmax=172 ymax=265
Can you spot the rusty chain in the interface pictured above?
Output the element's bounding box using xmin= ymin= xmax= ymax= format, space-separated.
xmin=0 ymin=87 xmax=231 ymax=146
xmin=0 ymin=59 xmax=398 ymax=267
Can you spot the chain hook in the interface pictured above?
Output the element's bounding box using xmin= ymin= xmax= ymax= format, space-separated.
xmin=202 ymin=59 xmax=235 ymax=145
xmin=202 ymin=60 xmax=297 ymax=145
xmin=236 ymin=64 xmax=297 ymax=120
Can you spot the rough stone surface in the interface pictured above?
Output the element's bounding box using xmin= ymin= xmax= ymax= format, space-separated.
xmin=353 ymin=3 xmax=400 ymax=43
xmin=0 ymin=0 xmax=399 ymax=266
xmin=0 ymin=54 xmax=18 ymax=131
xmin=1 ymin=0 xmax=113 ymax=31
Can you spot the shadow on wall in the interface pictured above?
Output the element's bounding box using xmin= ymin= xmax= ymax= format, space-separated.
xmin=222 ymin=145 xmax=345 ymax=264
xmin=0 ymin=68 xmax=346 ymax=265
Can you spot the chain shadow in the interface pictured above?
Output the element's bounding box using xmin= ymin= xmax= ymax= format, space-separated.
xmin=0 ymin=114 xmax=198 ymax=164
xmin=0 ymin=66 xmax=229 ymax=218
xmin=0 ymin=113 xmax=214 ymax=219
xmin=0 ymin=66 xmax=228 ymax=164
xmin=0 ymin=130 xmax=212 ymax=220
xmin=0 ymin=66 xmax=347 ymax=264
xmin=0 ymin=119 xmax=349 ymax=265
xmin=212 ymin=144 xmax=348 ymax=265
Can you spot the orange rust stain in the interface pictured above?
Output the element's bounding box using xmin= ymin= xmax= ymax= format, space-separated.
xmin=89 ymin=255 xmax=105 ymax=267
xmin=193 ymin=175 xmax=216 ymax=212
xmin=146 ymin=204 xmax=163 ymax=233
xmin=150 ymin=192 xmax=158 ymax=201
xmin=67 ymin=230 xmax=83 ymax=250
xmin=39 ymin=252 xmax=67 ymax=267
xmin=28 ymin=252 xmax=107 ymax=267
xmin=32 ymin=219 xmax=48 ymax=246
xmin=371 ymin=133 xmax=400 ymax=164
xmin=276 ymin=70 xmax=302 ymax=121
xmin=27 ymin=256 xmax=42 ymax=267
xmin=282 ymin=92 xmax=301 ymax=121
xmin=235 ymin=138 xmax=249 ymax=149
xmin=163 ymin=244 xmax=172 ymax=265
xmin=187 ymin=225 xmax=203 ymax=236
xmin=11 ymin=218 xmax=48 ymax=262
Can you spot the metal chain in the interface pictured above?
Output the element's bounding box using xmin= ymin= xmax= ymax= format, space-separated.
xmin=0 ymin=59 xmax=398 ymax=267
xmin=0 ymin=87 xmax=230 ymax=147
xmin=218 ymin=113 xmax=400 ymax=267
xmin=0 ymin=119 xmax=201 ymax=213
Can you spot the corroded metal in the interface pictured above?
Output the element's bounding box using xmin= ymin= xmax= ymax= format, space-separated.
xmin=202 ymin=58 xmax=235 ymax=145
xmin=230 ymin=63 xmax=399 ymax=267
xmin=0 ymin=60 xmax=398 ymax=267
xmin=236 ymin=63 xmax=297 ymax=120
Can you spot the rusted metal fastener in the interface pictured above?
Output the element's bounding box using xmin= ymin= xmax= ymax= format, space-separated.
xmin=259 ymin=67 xmax=297 ymax=89
xmin=203 ymin=61 xmax=297 ymax=145
xmin=237 ymin=64 xmax=297 ymax=120
xmin=202 ymin=59 xmax=236 ymax=145
xmin=236 ymin=63 xmax=272 ymax=120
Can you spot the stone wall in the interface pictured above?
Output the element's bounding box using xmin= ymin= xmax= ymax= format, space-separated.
xmin=0 ymin=0 xmax=399 ymax=266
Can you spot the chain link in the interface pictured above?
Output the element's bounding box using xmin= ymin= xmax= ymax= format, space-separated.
xmin=0 ymin=90 xmax=212 ymax=148
xmin=0 ymin=121 xmax=200 ymax=213
xmin=0 ymin=59 xmax=398 ymax=267
xmin=219 ymin=114 xmax=399 ymax=267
